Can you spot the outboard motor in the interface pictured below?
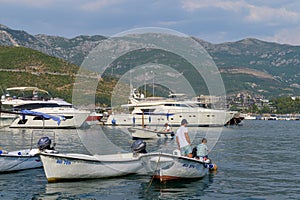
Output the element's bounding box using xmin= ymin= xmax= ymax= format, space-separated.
xmin=37 ymin=136 xmax=52 ymax=151
xmin=131 ymin=139 xmax=147 ymax=154
xmin=192 ymin=147 xmax=198 ymax=158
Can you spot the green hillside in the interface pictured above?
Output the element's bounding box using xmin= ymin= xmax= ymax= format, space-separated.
xmin=0 ymin=46 xmax=79 ymax=102
xmin=0 ymin=46 xmax=78 ymax=73
xmin=0 ymin=46 xmax=114 ymax=106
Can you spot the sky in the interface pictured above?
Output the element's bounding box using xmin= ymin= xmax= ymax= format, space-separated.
xmin=1 ymin=0 xmax=300 ymax=45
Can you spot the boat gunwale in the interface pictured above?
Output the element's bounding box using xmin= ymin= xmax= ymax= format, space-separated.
xmin=40 ymin=152 xmax=145 ymax=163
xmin=0 ymin=154 xmax=36 ymax=158
xmin=140 ymin=152 xmax=206 ymax=164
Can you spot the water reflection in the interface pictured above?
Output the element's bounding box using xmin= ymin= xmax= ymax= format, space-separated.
xmin=140 ymin=173 xmax=215 ymax=199
xmin=33 ymin=173 xmax=215 ymax=200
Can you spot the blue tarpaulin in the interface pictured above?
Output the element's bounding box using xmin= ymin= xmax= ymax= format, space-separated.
xmin=20 ymin=110 xmax=65 ymax=125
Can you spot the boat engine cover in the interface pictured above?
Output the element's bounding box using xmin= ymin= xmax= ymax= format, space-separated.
xmin=131 ymin=139 xmax=147 ymax=153
xmin=37 ymin=136 xmax=52 ymax=150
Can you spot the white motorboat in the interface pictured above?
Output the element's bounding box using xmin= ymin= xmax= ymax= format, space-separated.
xmin=1 ymin=87 xmax=90 ymax=128
xmin=40 ymin=152 xmax=145 ymax=182
xmin=0 ymin=148 xmax=42 ymax=172
xmin=127 ymin=110 xmax=175 ymax=139
xmin=140 ymin=151 xmax=217 ymax=182
xmin=106 ymin=89 xmax=238 ymax=127
xmin=0 ymin=134 xmax=57 ymax=173
xmin=40 ymin=138 xmax=148 ymax=182
xmin=128 ymin=127 xmax=174 ymax=139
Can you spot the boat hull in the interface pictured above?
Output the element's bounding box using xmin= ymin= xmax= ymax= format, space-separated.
xmin=140 ymin=153 xmax=208 ymax=182
xmin=9 ymin=108 xmax=90 ymax=128
xmin=40 ymin=152 xmax=144 ymax=182
xmin=0 ymin=149 xmax=42 ymax=172
xmin=106 ymin=110 xmax=236 ymax=127
xmin=128 ymin=127 xmax=174 ymax=139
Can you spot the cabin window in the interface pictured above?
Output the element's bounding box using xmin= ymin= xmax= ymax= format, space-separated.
xmin=15 ymin=103 xmax=61 ymax=110
xmin=177 ymin=104 xmax=188 ymax=107
xmin=164 ymin=104 xmax=188 ymax=107
xmin=33 ymin=117 xmax=50 ymax=121
xmin=64 ymin=116 xmax=73 ymax=119
xmin=17 ymin=119 xmax=28 ymax=124
xmin=207 ymin=115 xmax=210 ymax=117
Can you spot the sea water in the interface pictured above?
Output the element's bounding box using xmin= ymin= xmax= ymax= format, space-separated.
xmin=0 ymin=120 xmax=299 ymax=199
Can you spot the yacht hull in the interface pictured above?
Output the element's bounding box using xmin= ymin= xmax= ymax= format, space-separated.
xmin=106 ymin=110 xmax=236 ymax=127
xmin=9 ymin=108 xmax=90 ymax=128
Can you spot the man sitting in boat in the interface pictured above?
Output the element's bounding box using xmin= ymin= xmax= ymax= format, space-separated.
xmin=176 ymin=119 xmax=192 ymax=157
xmin=197 ymin=138 xmax=209 ymax=158
xmin=162 ymin=123 xmax=171 ymax=132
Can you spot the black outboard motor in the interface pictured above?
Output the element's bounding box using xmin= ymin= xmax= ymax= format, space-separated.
xmin=37 ymin=136 xmax=52 ymax=151
xmin=131 ymin=139 xmax=147 ymax=154
xmin=192 ymin=147 xmax=198 ymax=159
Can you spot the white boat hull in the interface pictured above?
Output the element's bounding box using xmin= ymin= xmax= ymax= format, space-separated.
xmin=140 ymin=152 xmax=208 ymax=181
xmin=106 ymin=110 xmax=236 ymax=127
xmin=9 ymin=108 xmax=90 ymax=128
xmin=0 ymin=149 xmax=42 ymax=172
xmin=40 ymin=152 xmax=144 ymax=182
xmin=128 ymin=127 xmax=174 ymax=139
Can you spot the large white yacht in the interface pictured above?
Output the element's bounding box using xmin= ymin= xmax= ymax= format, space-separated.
xmin=1 ymin=87 xmax=90 ymax=128
xmin=105 ymin=89 xmax=238 ymax=127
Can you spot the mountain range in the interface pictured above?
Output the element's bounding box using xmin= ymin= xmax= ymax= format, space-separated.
xmin=0 ymin=24 xmax=299 ymax=99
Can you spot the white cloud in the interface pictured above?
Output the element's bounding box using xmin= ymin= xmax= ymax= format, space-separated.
xmin=181 ymin=0 xmax=246 ymax=12
xmin=80 ymin=0 xmax=124 ymax=11
xmin=1 ymin=0 xmax=300 ymax=45
xmin=245 ymin=5 xmax=299 ymax=24
xmin=265 ymin=27 xmax=300 ymax=46
xmin=181 ymin=0 xmax=300 ymax=24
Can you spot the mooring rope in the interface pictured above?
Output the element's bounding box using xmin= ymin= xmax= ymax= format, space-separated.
xmin=145 ymin=152 xmax=162 ymax=193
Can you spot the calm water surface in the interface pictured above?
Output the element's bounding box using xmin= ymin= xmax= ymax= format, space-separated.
xmin=0 ymin=120 xmax=299 ymax=199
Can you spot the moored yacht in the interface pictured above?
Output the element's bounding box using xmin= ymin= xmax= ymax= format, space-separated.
xmin=105 ymin=89 xmax=238 ymax=127
xmin=1 ymin=87 xmax=90 ymax=128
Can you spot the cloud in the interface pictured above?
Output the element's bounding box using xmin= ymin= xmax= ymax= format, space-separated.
xmin=181 ymin=0 xmax=300 ymax=24
xmin=245 ymin=5 xmax=299 ymax=25
xmin=265 ymin=27 xmax=300 ymax=46
xmin=181 ymin=0 xmax=246 ymax=12
xmin=80 ymin=0 xmax=124 ymax=12
xmin=1 ymin=0 xmax=300 ymax=45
